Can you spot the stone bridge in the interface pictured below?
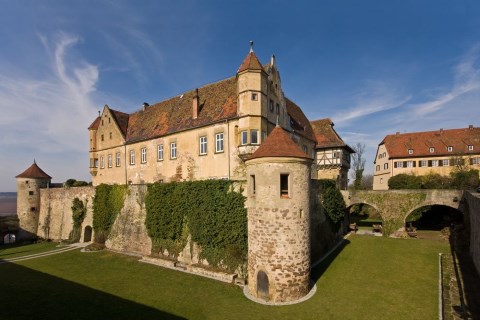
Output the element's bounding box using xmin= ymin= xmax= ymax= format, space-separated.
xmin=340 ymin=189 xmax=465 ymax=234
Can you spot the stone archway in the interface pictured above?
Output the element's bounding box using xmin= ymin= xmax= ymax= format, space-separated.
xmin=257 ymin=270 xmax=269 ymax=301
xmin=83 ymin=225 xmax=92 ymax=242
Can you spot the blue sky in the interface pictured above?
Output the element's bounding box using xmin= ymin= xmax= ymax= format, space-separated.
xmin=1 ymin=0 xmax=480 ymax=191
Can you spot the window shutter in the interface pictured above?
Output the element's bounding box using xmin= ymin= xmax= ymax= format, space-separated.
xmin=403 ymin=161 xmax=407 ymax=167
xmin=439 ymin=161 xmax=443 ymax=167
xmin=413 ymin=161 xmax=416 ymax=167
xmin=428 ymin=160 xmax=432 ymax=167
xmin=394 ymin=162 xmax=397 ymax=168
xmin=470 ymin=158 xmax=474 ymax=165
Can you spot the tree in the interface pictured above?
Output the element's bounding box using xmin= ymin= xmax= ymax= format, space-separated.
xmin=351 ymin=143 xmax=366 ymax=190
xmin=361 ymin=174 xmax=374 ymax=190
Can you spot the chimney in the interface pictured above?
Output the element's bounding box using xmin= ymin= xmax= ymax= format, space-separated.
xmin=440 ymin=128 xmax=443 ymax=133
xmin=396 ymin=132 xmax=400 ymax=135
xmin=469 ymin=124 xmax=473 ymax=129
xmin=192 ymin=88 xmax=199 ymax=119
xmin=142 ymin=102 xmax=149 ymax=111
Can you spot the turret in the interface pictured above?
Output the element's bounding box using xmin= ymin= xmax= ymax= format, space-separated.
xmin=15 ymin=161 xmax=51 ymax=241
xmin=245 ymin=126 xmax=313 ymax=303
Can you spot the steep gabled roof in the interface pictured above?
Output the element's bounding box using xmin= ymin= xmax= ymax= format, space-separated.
xmin=248 ymin=126 xmax=312 ymax=160
xmin=126 ymin=77 xmax=237 ymax=143
xmin=382 ymin=126 xmax=480 ymax=158
xmin=285 ymin=98 xmax=316 ymax=142
xmin=16 ymin=161 xmax=51 ymax=179
xmin=310 ymin=118 xmax=354 ymax=152
xmin=237 ymin=51 xmax=263 ymax=73
xmin=88 ymin=117 xmax=101 ymax=130
xmin=110 ymin=109 xmax=129 ymax=137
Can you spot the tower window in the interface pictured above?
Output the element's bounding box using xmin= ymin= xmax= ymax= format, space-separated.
xmin=30 ymin=207 xmax=36 ymax=212
xmin=250 ymin=175 xmax=256 ymax=196
xmin=269 ymin=100 xmax=274 ymax=112
xmin=240 ymin=131 xmax=248 ymax=145
xmin=29 ymin=191 xmax=34 ymax=196
xmin=251 ymin=93 xmax=258 ymax=101
xmin=280 ymin=174 xmax=289 ymax=198
xmin=251 ymin=130 xmax=259 ymax=144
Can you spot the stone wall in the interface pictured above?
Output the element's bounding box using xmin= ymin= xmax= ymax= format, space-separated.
xmin=37 ymin=186 xmax=95 ymax=241
xmin=464 ymin=192 xmax=480 ymax=275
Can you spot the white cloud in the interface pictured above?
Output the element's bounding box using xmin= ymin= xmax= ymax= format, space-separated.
xmin=413 ymin=44 xmax=480 ymax=116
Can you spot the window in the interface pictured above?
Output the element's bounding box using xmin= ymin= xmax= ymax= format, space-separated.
xmin=472 ymin=157 xmax=480 ymax=165
xmin=429 ymin=147 xmax=435 ymax=153
xmin=29 ymin=191 xmax=34 ymax=196
xmin=109 ymin=132 xmax=112 ymax=139
xmin=101 ymin=134 xmax=104 ymax=141
xmin=378 ymin=154 xmax=382 ymax=159
xmin=130 ymin=150 xmax=135 ymax=165
xmin=380 ymin=178 xmax=383 ymax=184
xmin=454 ymin=158 xmax=464 ymax=166
xmin=333 ymin=152 xmax=340 ymax=158
xmin=141 ymin=147 xmax=147 ymax=163
xmin=94 ymin=159 xmax=99 ymax=168
xmin=199 ymin=136 xmax=207 ymax=155
xmin=108 ymin=154 xmax=112 ymax=168
xmin=250 ymin=175 xmax=256 ymax=196
xmin=396 ymin=161 xmax=403 ymax=168
xmin=447 ymin=146 xmax=453 ymax=152
xmin=251 ymin=93 xmax=258 ymax=101
xmin=432 ymin=160 xmax=439 ymax=167
xmin=116 ymin=152 xmax=121 ymax=167
xmin=170 ymin=142 xmax=177 ymax=159
xmin=240 ymin=131 xmax=248 ymax=145
xmin=303 ymin=145 xmax=308 ymax=153
xmin=406 ymin=161 xmax=414 ymax=168
xmin=468 ymin=145 xmax=474 ymax=151
xmin=384 ymin=163 xmax=389 ymax=170
xmin=269 ymin=100 xmax=274 ymax=112
xmin=251 ymin=130 xmax=259 ymax=145
xmin=443 ymin=159 xmax=449 ymax=166
xmin=280 ymin=174 xmax=289 ymax=197
xmin=261 ymin=131 xmax=267 ymax=142
xmin=100 ymin=156 xmax=105 ymax=168
xmin=408 ymin=149 xmax=413 ymax=155
xmin=420 ymin=160 xmax=427 ymax=167
xmin=383 ymin=152 xmax=386 ymax=158
xmin=215 ymin=133 xmax=224 ymax=152
xmin=157 ymin=144 xmax=164 ymax=161
xmin=376 ymin=165 xmax=380 ymax=171
xmin=31 ymin=207 xmax=36 ymax=212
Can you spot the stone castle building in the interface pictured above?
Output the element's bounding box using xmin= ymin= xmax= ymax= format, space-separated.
xmin=15 ymin=46 xmax=353 ymax=304
xmin=373 ymin=126 xmax=480 ymax=190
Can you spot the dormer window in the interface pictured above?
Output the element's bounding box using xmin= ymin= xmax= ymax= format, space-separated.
xmin=429 ymin=147 xmax=435 ymax=153
xmin=408 ymin=149 xmax=413 ymax=155
xmin=447 ymin=146 xmax=453 ymax=152
xmin=468 ymin=145 xmax=474 ymax=151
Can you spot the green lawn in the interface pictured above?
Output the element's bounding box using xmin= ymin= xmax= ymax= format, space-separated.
xmin=0 ymin=241 xmax=59 ymax=259
xmin=0 ymin=235 xmax=448 ymax=320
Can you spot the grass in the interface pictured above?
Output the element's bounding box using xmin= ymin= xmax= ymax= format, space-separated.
xmin=0 ymin=241 xmax=59 ymax=259
xmin=0 ymin=235 xmax=448 ymax=320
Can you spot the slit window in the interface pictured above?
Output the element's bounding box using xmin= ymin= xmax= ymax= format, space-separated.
xmin=280 ymin=174 xmax=289 ymax=197
xmin=250 ymin=175 xmax=256 ymax=196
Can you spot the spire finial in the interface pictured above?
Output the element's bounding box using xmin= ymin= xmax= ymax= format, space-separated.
xmin=249 ymin=40 xmax=254 ymax=53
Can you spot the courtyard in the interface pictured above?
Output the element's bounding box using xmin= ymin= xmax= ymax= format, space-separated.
xmin=0 ymin=235 xmax=449 ymax=320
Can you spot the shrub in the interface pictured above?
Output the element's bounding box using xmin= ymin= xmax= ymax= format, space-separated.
xmin=388 ymin=174 xmax=422 ymax=189
xmin=69 ymin=197 xmax=87 ymax=242
xmin=319 ymin=180 xmax=346 ymax=226
xmin=450 ymin=169 xmax=479 ymax=190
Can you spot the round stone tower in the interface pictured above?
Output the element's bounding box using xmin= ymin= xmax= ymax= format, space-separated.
xmin=16 ymin=160 xmax=51 ymax=241
xmin=245 ymin=126 xmax=313 ymax=303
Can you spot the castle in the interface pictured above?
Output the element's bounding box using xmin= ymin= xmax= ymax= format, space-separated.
xmin=15 ymin=45 xmax=351 ymax=303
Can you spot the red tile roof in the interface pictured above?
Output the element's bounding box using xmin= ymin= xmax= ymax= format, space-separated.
xmin=237 ymin=51 xmax=263 ymax=73
xmin=110 ymin=110 xmax=129 ymax=137
xmin=310 ymin=118 xmax=354 ymax=152
xmin=285 ymin=98 xmax=316 ymax=142
xmin=16 ymin=161 xmax=51 ymax=179
xmin=88 ymin=117 xmax=101 ymax=130
xmin=382 ymin=126 xmax=480 ymax=158
xmin=126 ymin=77 xmax=237 ymax=143
xmin=248 ymin=126 xmax=312 ymax=160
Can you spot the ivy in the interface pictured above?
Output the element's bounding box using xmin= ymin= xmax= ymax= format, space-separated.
xmin=145 ymin=180 xmax=247 ymax=272
xmin=92 ymin=184 xmax=127 ymax=243
xmin=69 ymin=197 xmax=87 ymax=242
xmin=319 ymin=179 xmax=346 ymax=227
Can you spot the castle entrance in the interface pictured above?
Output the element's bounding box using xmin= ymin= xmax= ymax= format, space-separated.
xmin=84 ymin=226 xmax=92 ymax=242
xmin=257 ymin=271 xmax=269 ymax=301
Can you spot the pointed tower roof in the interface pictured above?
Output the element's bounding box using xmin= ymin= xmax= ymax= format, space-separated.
xmin=248 ymin=126 xmax=312 ymax=161
xmin=237 ymin=41 xmax=263 ymax=73
xmin=16 ymin=161 xmax=52 ymax=179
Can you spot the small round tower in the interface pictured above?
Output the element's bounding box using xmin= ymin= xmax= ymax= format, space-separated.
xmin=16 ymin=160 xmax=51 ymax=241
xmin=245 ymin=126 xmax=313 ymax=303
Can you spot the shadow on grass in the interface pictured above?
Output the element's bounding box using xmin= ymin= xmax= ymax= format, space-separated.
xmin=311 ymin=239 xmax=350 ymax=283
xmin=0 ymin=261 xmax=186 ymax=320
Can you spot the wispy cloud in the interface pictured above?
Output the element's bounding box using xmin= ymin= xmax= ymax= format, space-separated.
xmin=0 ymin=32 xmax=99 ymax=153
xmin=333 ymin=81 xmax=411 ymax=125
xmin=413 ymin=44 xmax=480 ymax=116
